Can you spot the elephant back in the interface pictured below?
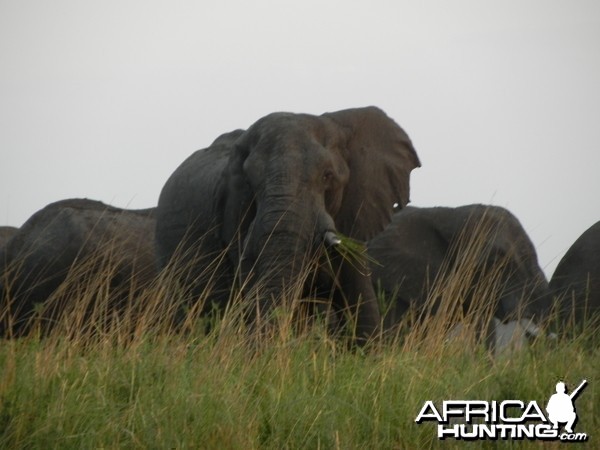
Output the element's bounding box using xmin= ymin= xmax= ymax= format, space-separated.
xmin=0 ymin=226 xmax=18 ymax=249
xmin=368 ymin=204 xmax=551 ymax=327
xmin=0 ymin=198 xmax=157 ymax=336
xmin=550 ymin=221 xmax=600 ymax=324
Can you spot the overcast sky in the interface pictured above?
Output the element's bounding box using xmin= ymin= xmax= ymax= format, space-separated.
xmin=1 ymin=1 xmax=599 ymax=278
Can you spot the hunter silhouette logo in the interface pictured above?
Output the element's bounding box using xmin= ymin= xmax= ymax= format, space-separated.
xmin=415 ymin=379 xmax=589 ymax=442
xmin=547 ymin=380 xmax=587 ymax=434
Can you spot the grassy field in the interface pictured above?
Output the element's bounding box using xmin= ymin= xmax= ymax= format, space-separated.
xmin=0 ymin=230 xmax=598 ymax=449
xmin=0 ymin=302 xmax=597 ymax=449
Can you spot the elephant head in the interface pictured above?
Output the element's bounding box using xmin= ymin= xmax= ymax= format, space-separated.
xmin=156 ymin=106 xmax=420 ymax=340
xmin=368 ymin=205 xmax=552 ymax=338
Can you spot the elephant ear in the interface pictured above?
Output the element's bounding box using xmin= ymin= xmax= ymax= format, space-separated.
xmin=324 ymin=106 xmax=421 ymax=241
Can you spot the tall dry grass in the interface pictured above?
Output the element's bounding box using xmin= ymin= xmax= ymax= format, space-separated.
xmin=0 ymin=222 xmax=597 ymax=448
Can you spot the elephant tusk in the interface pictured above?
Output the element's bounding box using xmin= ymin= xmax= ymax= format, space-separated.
xmin=517 ymin=318 xmax=540 ymax=338
xmin=518 ymin=318 xmax=557 ymax=339
xmin=323 ymin=230 xmax=342 ymax=247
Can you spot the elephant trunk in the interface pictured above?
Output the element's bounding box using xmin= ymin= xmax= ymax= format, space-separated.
xmin=246 ymin=204 xmax=381 ymax=343
xmin=245 ymin=181 xmax=341 ymax=310
xmin=243 ymin=195 xmax=326 ymax=318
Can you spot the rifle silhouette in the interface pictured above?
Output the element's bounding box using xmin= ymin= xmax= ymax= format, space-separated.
xmin=569 ymin=379 xmax=587 ymax=400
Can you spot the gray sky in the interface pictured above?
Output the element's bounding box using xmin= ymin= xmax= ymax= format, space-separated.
xmin=1 ymin=0 xmax=599 ymax=278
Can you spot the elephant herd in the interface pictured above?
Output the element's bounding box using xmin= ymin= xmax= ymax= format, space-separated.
xmin=1 ymin=107 xmax=598 ymax=348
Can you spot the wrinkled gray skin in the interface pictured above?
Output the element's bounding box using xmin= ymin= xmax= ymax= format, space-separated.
xmin=368 ymin=205 xmax=551 ymax=342
xmin=155 ymin=106 xmax=420 ymax=342
xmin=0 ymin=226 xmax=18 ymax=249
xmin=0 ymin=199 xmax=157 ymax=336
xmin=550 ymin=221 xmax=600 ymax=325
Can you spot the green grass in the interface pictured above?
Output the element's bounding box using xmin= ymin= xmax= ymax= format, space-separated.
xmin=1 ymin=225 xmax=599 ymax=449
xmin=0 ymin=317 xmax=598 ymax=449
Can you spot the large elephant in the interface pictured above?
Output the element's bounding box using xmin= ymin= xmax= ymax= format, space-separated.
xmin=155 ymin=106 xmax=420 ymax=341
xmin=0 ymin=199 xmax=157 ymax=336
xmin=0 ymin=226 xmax=18 ymax=249
xmin=367 ymin=205 xmax=551 ymax=342
xmin=549 ymin=221 xmax=600 ymax=325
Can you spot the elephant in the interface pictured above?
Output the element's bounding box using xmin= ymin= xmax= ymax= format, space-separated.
xmin=549 ymin=221 xmax=600 ymax=325
xmin=367 ymin=204 xmax=551 ymax=346
xmin=0 ymin=226 xmax=18 ymax=249
xmin=0 ymin=198 xmax=157 ymax=337
xmin=155 ymin=106 xmax=420 ymax=342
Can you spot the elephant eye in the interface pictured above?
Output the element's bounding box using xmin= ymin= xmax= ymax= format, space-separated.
xmin=322 ymin=170 xmax=334 ymax=183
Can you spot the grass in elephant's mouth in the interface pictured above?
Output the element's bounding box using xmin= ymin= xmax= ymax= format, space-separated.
xmin=328 ymin=232 xmax=380 ymax=273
